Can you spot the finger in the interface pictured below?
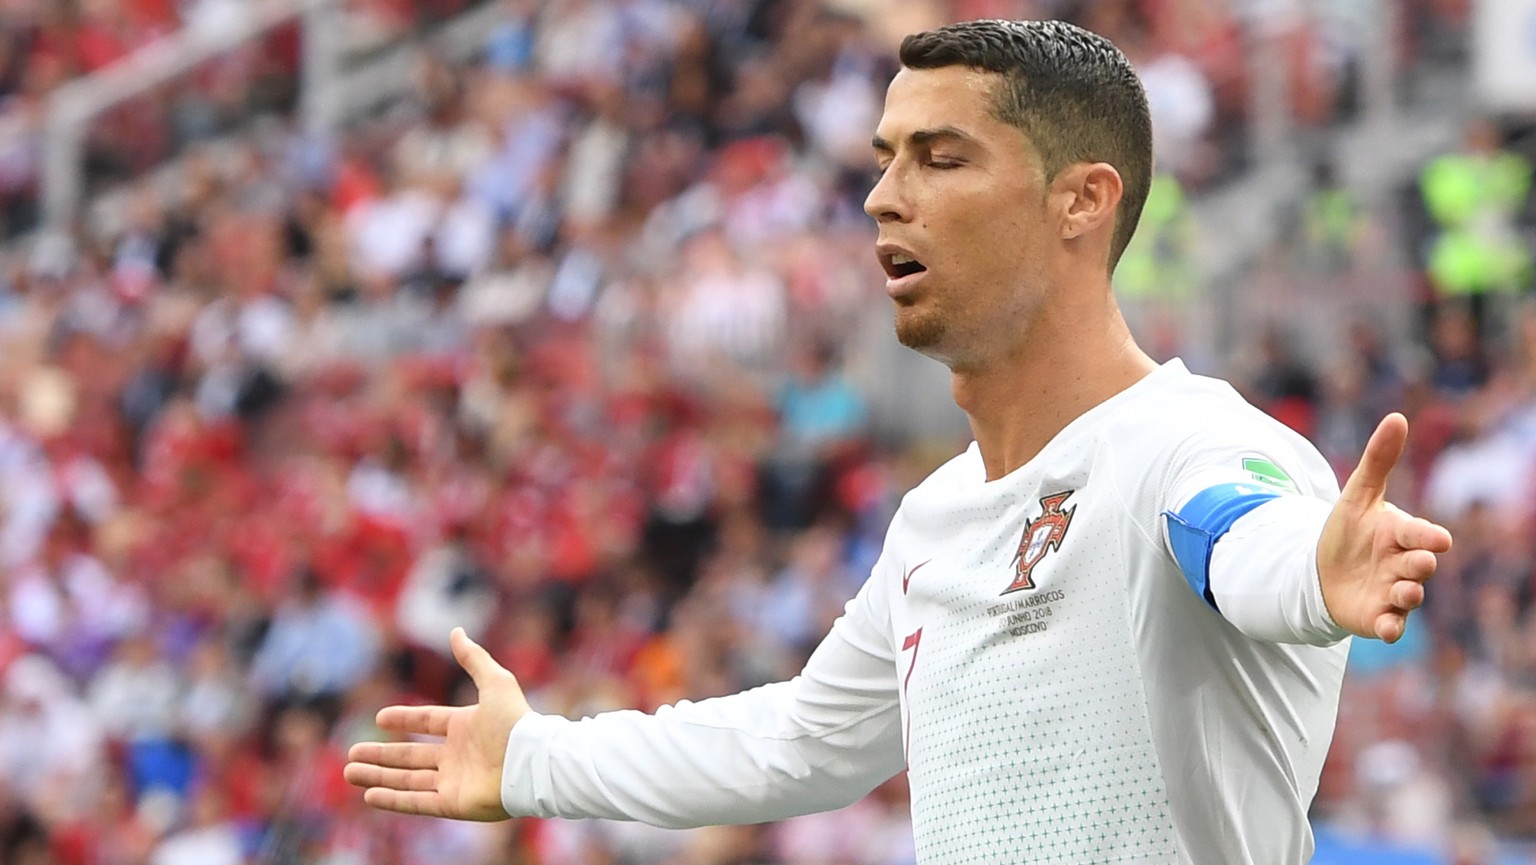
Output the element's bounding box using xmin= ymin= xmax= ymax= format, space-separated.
xmin=1397 ymin=548 xmax=1440 ymax=582
xmin=1340 ymin=413 xmax=1408 ymax=507
xmin=362 ymin=787 xmax=446 ymax=818
xmin=1388 ymin=579 xmax=1425 ymax=611
xmin=1373 ymin=610 xmax=1407 ymax=644
xmin=347 ymin=741 xmax=441 ymax=771
xmin=451 ymin=626 xmax=512 ymax=689
xmin=345 ymin=763 xmax=439 ymax=793
xmin=377 ymin=705 xmax=455 ymax=737
xmin=1394 ymin=516 xmax=1453 ymax=554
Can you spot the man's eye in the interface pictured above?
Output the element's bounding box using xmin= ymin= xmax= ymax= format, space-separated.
xmin=927 ymin=160 xmax=962 ymax=170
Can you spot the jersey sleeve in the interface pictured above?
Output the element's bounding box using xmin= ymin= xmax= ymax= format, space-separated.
xmin=499 ymin=548 xmax=906 ymax=827
xmin=1154 ymin=419 xmax=1350 ymax=646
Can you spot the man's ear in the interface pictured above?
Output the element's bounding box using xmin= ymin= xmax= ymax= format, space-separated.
xmin=1054 ymin=162 xmax=1124 ymax=242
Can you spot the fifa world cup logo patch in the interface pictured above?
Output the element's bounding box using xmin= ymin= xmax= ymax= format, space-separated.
xmin=1003 ymin=491 xmax=1076 ymax=595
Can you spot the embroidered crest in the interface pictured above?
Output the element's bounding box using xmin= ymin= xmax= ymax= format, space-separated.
xmin=1003 ymin=491 xmax=1076 ymax=595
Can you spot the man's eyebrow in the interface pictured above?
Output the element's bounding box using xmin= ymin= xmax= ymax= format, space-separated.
xmin=871 ymin=126 xmax=979 ymax=152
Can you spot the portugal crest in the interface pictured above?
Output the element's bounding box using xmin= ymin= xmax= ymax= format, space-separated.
xmin=1003 ymin=491 xmax=1076 ymax=595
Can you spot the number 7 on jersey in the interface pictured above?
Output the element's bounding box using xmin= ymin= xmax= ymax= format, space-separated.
xmin=901 ymin=626 xmax=922 ymax=760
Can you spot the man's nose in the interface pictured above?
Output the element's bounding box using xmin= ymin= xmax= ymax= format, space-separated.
xmin=864 ymin=167 xmax=911 ymax=223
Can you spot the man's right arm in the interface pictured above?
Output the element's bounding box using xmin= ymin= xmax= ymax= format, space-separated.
xmin=501 ymin=570 xmax=906 ymax=827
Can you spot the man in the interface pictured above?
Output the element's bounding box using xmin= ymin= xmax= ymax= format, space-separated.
xmin=344 ymin=20 xmax=1452 ymax=863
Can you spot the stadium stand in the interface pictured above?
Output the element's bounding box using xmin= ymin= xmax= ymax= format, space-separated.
xmin=2 ymin=0 xmax=1535 ymax=863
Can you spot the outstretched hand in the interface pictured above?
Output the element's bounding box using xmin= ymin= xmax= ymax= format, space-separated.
xmin=344 ymin=627 xmax=530 ymax=820
xmin=1317 ymin=413 xmax=1453 ymax=643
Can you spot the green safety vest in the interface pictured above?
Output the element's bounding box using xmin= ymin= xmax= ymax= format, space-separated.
xmin=1115 ymin=174 xmax=1197 ymax=299
xmin=1305 ymin=187 xmax=1361 ymax=253
xmin=1420 ymin=151 xmax=1533 ymax=296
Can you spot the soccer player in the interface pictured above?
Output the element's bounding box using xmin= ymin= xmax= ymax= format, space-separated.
xmin=344 ymin=20 xmax=1453 ymax=864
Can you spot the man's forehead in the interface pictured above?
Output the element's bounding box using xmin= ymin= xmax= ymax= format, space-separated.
xmin=876 ymin=66 xmax=1004 ymax=142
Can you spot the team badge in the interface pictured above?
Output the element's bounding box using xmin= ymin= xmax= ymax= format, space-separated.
xmin=1003 ymin=491 xmax=1076 ymax=595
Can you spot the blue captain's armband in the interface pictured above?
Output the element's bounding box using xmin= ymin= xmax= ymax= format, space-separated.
xmin=1165 ymin=483 xmax=1284 ymax=610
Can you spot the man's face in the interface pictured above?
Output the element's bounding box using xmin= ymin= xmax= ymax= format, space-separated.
xmin=865 ymin=66 xmax=1052 ymax=367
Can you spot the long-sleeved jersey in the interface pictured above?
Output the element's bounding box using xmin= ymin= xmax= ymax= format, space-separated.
xmin=501 ymin=359 xmax=1352 ymax=864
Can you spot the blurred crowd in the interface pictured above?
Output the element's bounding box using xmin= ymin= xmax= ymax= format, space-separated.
xmin=0 ymin=0 xmax=493 ymax=238
xmin=1275 ymin=120 xmax=1536 ymax=862
xmin=0 ymin=0 xmax=1521 ymax=864
xmin=0 ymin=0 xmax=491 ymax=106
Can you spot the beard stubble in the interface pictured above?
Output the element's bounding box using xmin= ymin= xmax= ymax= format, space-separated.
xmin=894 ymin=301 xmax=945 ymax=351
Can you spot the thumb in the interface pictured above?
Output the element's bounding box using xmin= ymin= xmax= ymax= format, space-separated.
xmin=450 ymin=626 xmax=511 ymax=689
xmin=1340 ymin=412 xmax=1408 ymax=507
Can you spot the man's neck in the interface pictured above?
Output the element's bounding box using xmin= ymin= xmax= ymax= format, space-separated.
xmin=951 ymin=305 xmax=1157 ymax=482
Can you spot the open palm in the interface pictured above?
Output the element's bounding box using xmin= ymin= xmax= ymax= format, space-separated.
xmin=1318 ymin=413 xmax=1454 ymax=644
xmin=344 ymin=627 xmax=529 ymax=820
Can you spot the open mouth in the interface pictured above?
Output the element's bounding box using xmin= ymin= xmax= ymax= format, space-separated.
xmin=883 ymin=252 xmax=928 ymax=280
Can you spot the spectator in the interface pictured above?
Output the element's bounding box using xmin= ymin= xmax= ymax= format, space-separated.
xmin=86 ymin=630 xmax=181 ymax=744
xmin=665 ymin=227 xmax=788 ymax=377
xmin=762 ymin=341 xmax=869 ymax=531
xmin=1246 ymin=325 xmax=1323 ymax=438
xmin=0 ymin=654 xmax=103 ymax=813
xmin=1124 ymin=27 xmax=1216 ymax=186
xmin=248 ymin=569 xmax=381 ymax=703
xmin=395 ymin=525 xmax=498 ymax=699
xmin=147 ymin=784 xmax=243 ymax=865
xmin=1419 ymin=120 xmax=1534 ymax=337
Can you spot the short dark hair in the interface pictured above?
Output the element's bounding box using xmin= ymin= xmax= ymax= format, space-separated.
xmin=899 ymin=19 xmax=1153 ymax=270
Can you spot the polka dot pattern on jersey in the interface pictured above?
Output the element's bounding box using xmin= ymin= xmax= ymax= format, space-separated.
xmin=894 ymin=439 xmax=1179 ymax=864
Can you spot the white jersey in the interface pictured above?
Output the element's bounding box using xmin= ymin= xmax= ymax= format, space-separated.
xmin=502 ymin=359 xmax=1352 ymax=864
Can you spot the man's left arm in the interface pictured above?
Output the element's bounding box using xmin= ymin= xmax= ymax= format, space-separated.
xmin=1161 ymin=413 xmax=1452 ymax=645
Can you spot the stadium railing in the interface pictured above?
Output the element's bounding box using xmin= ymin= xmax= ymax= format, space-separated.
xmin=0 ymin=0 xmax=501 ymax=244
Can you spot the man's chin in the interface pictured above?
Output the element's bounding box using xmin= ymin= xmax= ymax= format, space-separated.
xmin=894 ymin=312 xmax=945 ymax=353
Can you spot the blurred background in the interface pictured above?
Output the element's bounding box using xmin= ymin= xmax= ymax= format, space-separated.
xmin=0 ymin=0 xmax=1533 ymax=863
